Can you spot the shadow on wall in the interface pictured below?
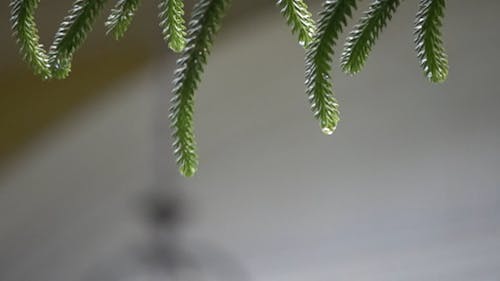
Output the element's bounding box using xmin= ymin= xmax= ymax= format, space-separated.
xmin=0 ymin=47 xmax=152 ymax=170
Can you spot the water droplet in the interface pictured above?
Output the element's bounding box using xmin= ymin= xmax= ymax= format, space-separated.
xmin=180 ymin=164 xmax=197 ymax=177
xmin=321 ymin=126 xmax=335 ymax=135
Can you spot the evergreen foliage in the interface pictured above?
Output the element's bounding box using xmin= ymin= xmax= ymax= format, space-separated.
xmin=159 ymin=0 xmax=187 ymax=52
xmin=415 ymin=0 xmax=448 ymax=82
xmin=9 ymin=0 xmax=450 ymax=176
xmin=341 ymin=0 xmax=402 ymax=74
xmin=305 ymin=0 xmax=358 ymax=135
xmin=105 ymin=0 xmax=141 ymax=40
xmin=10 ymin=0 xmax=51 ymax=79
xmin=48 ymin=0 xmax=107 ymax=79
xmin=277 ymin=0 xmax=316 ymax=47
xmin=169 ymin=0 xmax=231 ymax=176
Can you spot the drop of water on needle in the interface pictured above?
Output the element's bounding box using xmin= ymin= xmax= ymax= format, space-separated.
xmin=321 ymin=126 xmax=335 ymax=135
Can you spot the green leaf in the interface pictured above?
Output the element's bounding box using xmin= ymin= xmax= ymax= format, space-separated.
xmin=341 ymin=0 xmax=402 ymax=74
xmin=48 ymin=0 xmax=107 ymax=79
xmin=277 ymin=0 xmax=316 ymax=47
xmin=159 ymin=0 xmax=187 ymax=52
xmin=170 ymin=0 xmax=231 ymax=177
xmin=305 ymin=0 xmax=358 ymax=135
xmin=415 ymin=0 xmax=448 ymax=83
xmin=10 ymin=0 xmax=51 ymax=79
xmin=105 ymin=0 xmax=141 ymax=40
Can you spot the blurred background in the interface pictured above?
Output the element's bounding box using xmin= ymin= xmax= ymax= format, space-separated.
xmin=1 ymin=1 xmax=499 ymax=280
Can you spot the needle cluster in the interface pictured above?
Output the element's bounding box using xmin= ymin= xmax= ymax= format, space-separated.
xmin=10 ymin=0 xmax=449 ymax=176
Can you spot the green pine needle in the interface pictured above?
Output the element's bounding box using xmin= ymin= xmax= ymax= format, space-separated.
xmin=170 ymin=0 xmax=231 ymax=177
xmin=415 ymin=0 xmax=448 ymax=83
xmin=159 ymin=0 xmax=187 ymax=53
xmin=105 ymin=0 xmax=141 ymax=40
xmin=305 ymin=0 xmax=358 ymax=135
xmin=8 ymin=0 xmax=452 ymax=177
xmin=10 ymin=0 xmax=51 ymax=79
xmin=341 ymin=0 xmax=402 ymax=74
xmin=48 ymin=0 xmax=106 ymax=79
xmin=277 ymin=0 xmax=316 ymax=47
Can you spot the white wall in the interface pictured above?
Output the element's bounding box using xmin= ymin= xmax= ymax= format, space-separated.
xmin=1 ymin=1 xmax=499 ymax=281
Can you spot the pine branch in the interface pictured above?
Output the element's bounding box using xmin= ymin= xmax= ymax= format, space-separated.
xmin=415 ymin=0 xmax=448 ymax=83
xmin=48 ymin=0 xmax=106 ymax=79
xmin=159 ymin=0 xmax=187 ymax=52
xmin=105 ymin=0 xmax=141 ymax=40
xmin=10 ymin=0 xmax=51 ymax=79
xmin=305 ymin=0 xmax=358 ymax=135
xmin=170 ymin=0 xmax=231 ymax=177
xmin=341 ymin=0 xmax=402 ymax=74
xmin=277 ymin=0 xmax=316 ymax=47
